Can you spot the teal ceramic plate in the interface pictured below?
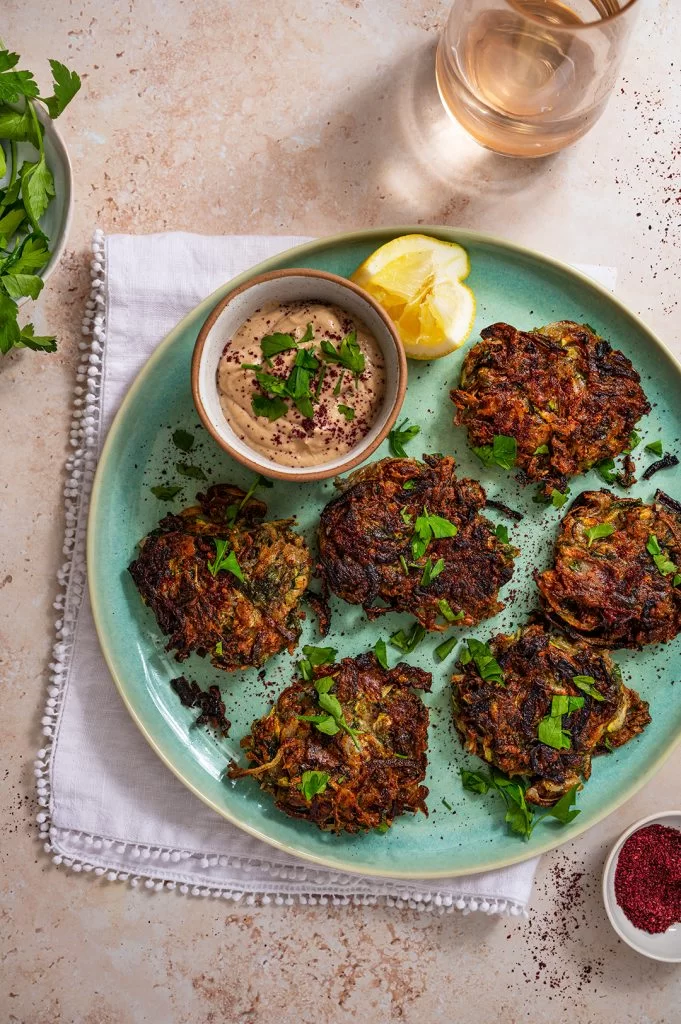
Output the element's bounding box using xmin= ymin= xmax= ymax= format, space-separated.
xmin=88 ymin=227 xmax=681 ymax=878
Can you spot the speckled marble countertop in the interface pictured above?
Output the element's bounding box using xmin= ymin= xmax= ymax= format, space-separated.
xmin=2 ymin=1 xmax=680 ymax=1021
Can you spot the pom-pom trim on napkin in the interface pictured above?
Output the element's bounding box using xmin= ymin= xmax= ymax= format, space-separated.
xmin=33 ymin=229 xmax=530 ymax=914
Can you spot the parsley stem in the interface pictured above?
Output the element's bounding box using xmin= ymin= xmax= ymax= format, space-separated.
xmin=27 ymin=98 xmax=44 ymax=159
xmin=8 ymin=140 xmax=16 ymax=186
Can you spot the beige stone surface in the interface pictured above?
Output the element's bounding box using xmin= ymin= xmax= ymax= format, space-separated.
xmin=1 ymin=0 xmax=680 ymax=1021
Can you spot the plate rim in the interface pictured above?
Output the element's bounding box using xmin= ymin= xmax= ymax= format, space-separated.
xmin=87 ymin=225 xmax=681 ymax=879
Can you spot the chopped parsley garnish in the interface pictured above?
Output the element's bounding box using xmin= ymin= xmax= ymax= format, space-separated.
xmin=421 ymin=557 xmax=445 ymax=587
xmin=411 ymin=507 xmax=458 ymax=559
xmin=595 ymin=459 xmax=617 ymax=484
xmin=645 ymin=439 xmax=664 ymax=457
xmin=402 ymin=480 xmax=415 ymax=491
xmin=537 ymin=694 xmax=584 ymax=750
xmin=674 ymin=574 xmax=681 ymax=587
xmin=303 ymin=645 xmax=337 ymax=666
xmin=585 ymin=522 xmax=615 ymax=547
xmin=207 ymin=538 xmax=245 ymax=581
xmin=175 ymin=461 xmax=207 ymax=480
xmin=647 ymin=533 xmax=678 ymax=577
xmin=472 ymin=434 xmax=517 ymax=471
xmin=550 ymin=488 xmax=570 ymax=509
xmin=172 ymin=428 xmax=194 ymax=452
xmin=299 ymin=770 xmax=329 ymax=802
xmin=260 ymin=332 xmax=299 ymax=360
xmin=442 ymin=798 xmax=454 ymax=812
xmin=572 ymin=675 xmax=605 ymax=701
xmin=337 ymin=403 xmax=355 ymax=421
xmin=388 ymin=418 xmax=421 ymax=458
xmin=459 ymin=638 xmax=504 ymax=686
xmin=151 ymin=484 xmax=183 ymax=501
xmin=495 ymin=523 xmax=509 ymax=544
xmin=438 ymin=598 xmax=463 ymax=623
xmin=460 ymin=767 xmax=580 ymax=840
xmin=214 ymin=640 xmax=223 ymax=656
xmin=298 ymin=645 xmax=336 ymax=681
xmin=624 ymin=430 xmax=641 ymax=453
xmin=390 ymin=622 xmax=426 ymax=654
xmin=373 ymin=638 xmax=389 ymax=669
xmin=400 ymin=507 xmax=413 ymax=526
xmin=298 ymin=683 xmax=362 ymax=749
xmin=224 ymin=473 xmax=273 ymax=524
xmin=434 ymin=635 xmax=458 ymax=661
xmin=534 ymin=444 xmax=549 ymax=455
xmin=251 ymin=393 xmax=288 ymax=421
xmin=320 ymin=330 xmax=365 ymax=376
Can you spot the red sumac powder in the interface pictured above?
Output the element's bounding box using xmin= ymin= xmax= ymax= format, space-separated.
xmin=614 ymin=823 xmax=681 ymax=934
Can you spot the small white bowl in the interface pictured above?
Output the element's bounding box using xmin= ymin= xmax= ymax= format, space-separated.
xmin=602 ymin=810 xmax=681 ymax=962
xmin=1 ymin=105 xmax=73 ymax=300
xmin=191 ymin=268 xmax=407 ymax=482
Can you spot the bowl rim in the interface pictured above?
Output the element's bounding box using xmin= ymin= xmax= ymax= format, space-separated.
xmin=602 ymin=809 xmax=681 ymax=962
xmin=190 ymin=267 xmax=408 ymax=482
xmin=35 ymin=104 xmax=74 ymax=290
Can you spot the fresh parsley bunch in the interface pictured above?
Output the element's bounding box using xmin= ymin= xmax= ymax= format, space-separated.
xmin=0 ymin=50 xmax=81 ymax=355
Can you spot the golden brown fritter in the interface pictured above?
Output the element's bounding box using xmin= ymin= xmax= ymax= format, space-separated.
xmin=536 ymin=489 xmax=681 ymax=649
xmin=451 ymin=321 xmax=650 ymax=498
xmin=229 ymin=653 xmax=431 ymax=833
xmin=128 ymin=484 xmax=311 ymax=670
xmin=451 ymin=624 xmax=650 ymax=807
xmin=318 ymin=455 xmax=518 ymax=630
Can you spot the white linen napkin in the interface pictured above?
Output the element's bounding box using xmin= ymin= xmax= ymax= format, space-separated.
xmin=36 ymin=230 xmax=616 ymax=913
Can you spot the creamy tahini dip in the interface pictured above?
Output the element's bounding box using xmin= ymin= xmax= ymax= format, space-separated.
xmin=217 ymin=301 xmax=386 ymax=468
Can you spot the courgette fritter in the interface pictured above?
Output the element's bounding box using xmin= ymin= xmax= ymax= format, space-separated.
xmin=451 ymin=623 xmax=650 ymax=807
xmin=536 ymin=489 xmax=681 ymax=649
xmin=451 ymin=321 xmax=650 ymax=498
xmin=228 ymin=652 xmax=431 ymax=833
xmin=318 ymin=455 xmax=518 ymax=630
xmin=128 ymin=484 xmax=311 ymax=670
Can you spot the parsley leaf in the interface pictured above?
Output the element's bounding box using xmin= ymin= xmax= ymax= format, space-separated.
xmin=402 ymin=480 xmax=415 ymax=491
xmin=260 ymin=332 xmax=298 ymax=359
xmin=572 ymin=675 xmax=605 ymax=701
xmin=544 ymin=785 xmax=581 ymax=825
xmin=495 ymin=523 xmax=509 ymax=544
xmin=595 ymin=459 xmax=618 ymax=484
xmin=647 ymin=533 xmax=678 ymax=577
xmin=438 ymin=598 xmax=463 ymax=623
xmin=624 ymin=430 xmax=641 ymax=454
xmin=251 ymin=394 xmax=288 ymax=421
xmin=373 ymin=638 xmax=389 ymax=669
xmin=585 ymin=523 xmax=615 ymax=547
xmin=646 ymin=440 xmax=664 ymax=457
xmin=42 ymin=59 xmax=82 ymax=118
xmin=299 ymin=770 xmax=330 ymax=802
xmin=176 ymin=461 xmax=207 ymax=480
xmin=460 ymin=769 xmax=490 ymax=795
xmin=460 ymin=768 xmax=580 ymax=840
xmin=21 ymin=156 xmax=55 ymax=232
xmin=337 ymin=404 xmax=355 ymax=421
xmin=214 ymin=640 xmax=223 ymax=656
xmin=411 ymin=507 xmax=457 ymax=559
xmin=207 ymin=538 xmax=245 ymax=581
xmin=421 ymin=557 xmax=445 ymax=587
xmin=537 ymin=695 xmax=584 ymax=750
xmin=461 ymin=638 xmax=504 ymax=686
xmin=472 ymin=434 xmax=517 ymax=470
xmin=390 ymin=622 xmax=426 ymax=654
xmin=172 ymin=428 xmax=195 ymax=452
xmin=0 ymin=291 xmax=20 ymax=354
xmin=302 ymin=645 xmax=337 ymax=667
xmin=388 ymin=418 xmax=421 ymax=458
xmin=150 ymin=484 xmax=183 ymax=501
xmin=434 ymin=635 xmax=458 ymax=661
xmin=534 ymin=444 xmax=550 ymax=455
xmin=2 ymin=271 xmax=43 ymax=300
xmin=320 ymin=330 xmax=365 ymax=376
xmin=550 ymin=488 xmax=570 ymax=509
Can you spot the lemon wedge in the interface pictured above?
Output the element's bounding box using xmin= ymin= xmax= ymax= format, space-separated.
xmin=351 ymin=234 xmax=475 ymax=360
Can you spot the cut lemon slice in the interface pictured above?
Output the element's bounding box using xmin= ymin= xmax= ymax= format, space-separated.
xmin=351 ymin=234 xmax=475 ymax=360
